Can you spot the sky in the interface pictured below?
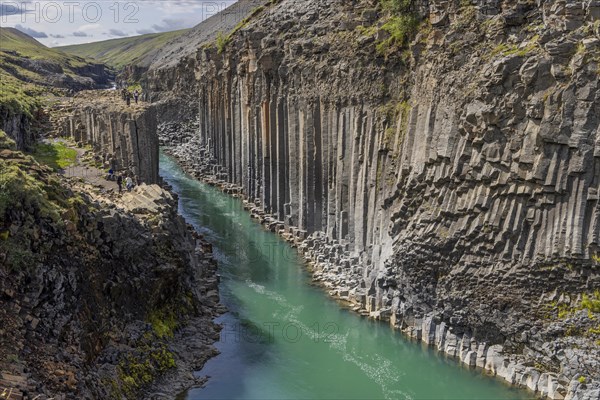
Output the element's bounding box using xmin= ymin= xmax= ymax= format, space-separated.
xmin=0 ymin=0 xmax=237 ymax=47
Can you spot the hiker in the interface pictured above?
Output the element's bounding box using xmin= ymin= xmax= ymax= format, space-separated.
xmin=117 ymin=174 xmax=123 ymax=194
xmin=125 ymin=91 xmax=131 ymax=106
xmin=121 ymin=88 xmax=127 ymax=101
xmin=126 ymin=176 xmax=134 ymax=192
xmin=107 ymin=168 xmax=114 ymax=181
xmin=133 ymin=89 xmax=139 ymax=104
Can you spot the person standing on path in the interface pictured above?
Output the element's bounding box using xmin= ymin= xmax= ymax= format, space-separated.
xmin=126 ymin=176 xmax=133 ymax=192
xmin=125 ymin=91 xmax=131 ymax=106
xmin=133 ymin=90 xmax=139 ymax=104
xmin=117 ymin=174 xmax=123 ymax=194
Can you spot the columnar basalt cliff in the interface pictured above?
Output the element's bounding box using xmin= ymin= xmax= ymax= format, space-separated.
xmin=147 ymin=0 xmax=600 ymax=398
xmin=53 ymin=91 xmax=159 ymax=184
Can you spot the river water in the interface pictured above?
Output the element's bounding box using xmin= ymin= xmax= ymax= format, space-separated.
xmin=159 ymin=152 xmax=530 ymax=400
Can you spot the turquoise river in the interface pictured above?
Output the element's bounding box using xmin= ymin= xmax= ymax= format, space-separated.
xmin=159 ymin=152 xmax=531 ymax=400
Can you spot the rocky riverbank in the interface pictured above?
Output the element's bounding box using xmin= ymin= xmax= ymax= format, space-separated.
xmin=0 ymin=123 xmax=223 ymax=398
xmin=163 ymin=126 xmax=600 ymax=400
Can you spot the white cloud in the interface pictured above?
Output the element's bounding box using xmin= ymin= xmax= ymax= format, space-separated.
xmin=78 ymin=23 xmax=101 ymax=32
xmin=73 ymin=31 xmax=89 ymax=37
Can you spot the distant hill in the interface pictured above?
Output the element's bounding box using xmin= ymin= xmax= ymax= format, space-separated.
xmin=0 ymin=27 xmax=110 ymax=89
xmin=57 ymin=29 xmax=190 ymax=69
xmin=0 ymin=27 xmax=112 ymax=149
xmin=58 ymin=0 xmax=267 ymax=74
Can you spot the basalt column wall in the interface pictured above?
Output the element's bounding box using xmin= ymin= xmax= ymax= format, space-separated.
xmin=56 ymin=93 xmax=159 ymax=184
xmin=145 ymin=0 xmax=600 ymax=398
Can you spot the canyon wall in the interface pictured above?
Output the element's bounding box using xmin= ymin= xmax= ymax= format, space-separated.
xmin=147 ymin=0 xmax=600 ymax=398
xmin=0 ymin=130 xmax=221 ymax=399
xmin=0 ymin=106 xmax=32 ymax=150
xmin=54 ymin=91 xmax=159 ymax=184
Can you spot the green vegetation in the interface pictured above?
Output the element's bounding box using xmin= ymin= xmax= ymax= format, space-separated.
xmin=0 ymin=27 xmax=103 ymax=123
xmin=31 ymin=141 xmax=77 ymax=170
xmin=58 ymin=29 xmax=190 ymax=69
xmin=355 ymin=1 xmax=421 ymax=56
xmin=117 ymin=346 xmax=176 ymax=398
xmin=0 ymin=27 xmax=89 ymax=68
xmin=380 ymin=0 xmax=413 ymax=13
xmin=578 ymin=376 xmax=587 ymax=384
xmin=216 ymin=31 xmax=229 ymax=54
xmin=581 ymin=291 xmax=600 ymax=313
xmin=0 ymin=129 xmax=16 ymax=150
xmin=213 ymin=5 xmax=267 ymax=54
xmin=0 ymin=71 xmax=43 ymax=118
xmin=586 ymin=324 xmax=600 ymax=336
xmin=127 ymin=82 xmax=143 ymax=93
xmin=377 ymin=15 xmax=421 ymax=55
xmin=0 ymin=130 xmax=79 ymax=271
xmin=147 ymin=308 xmax=178 ymax=338
xmin=488 ymin=35 xmax=540 ymax=60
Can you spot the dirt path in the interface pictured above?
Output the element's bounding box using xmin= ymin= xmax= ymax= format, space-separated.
xmin=63 ymin=145 xmax=120 ymax=192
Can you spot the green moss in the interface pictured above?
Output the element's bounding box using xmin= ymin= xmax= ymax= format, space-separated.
xmin=578 ymin=376 xmax=586 ymax=384
xmin=581 ymin=291 xmax=600 ymax=313
xmin=0 ymin=70 xmax=43 ymax=118
xmin=0 ymin=129 xmax=16 ymax=150
xmin=116 ymin=345 xmax=177 ymax=399
xmin=0 ymin=159 xmax=61 ymax=220
xmin=557 ymin=303 xmax=574 ymax=319
xmin=565 ymin=325 xmax=583 ymax=336
xmin=452 ymin=3 xmax=478 ymax=30
xmin=380 ymin=0 xmax=412 ymax=13
xmin=31 ymin=141 xmax=77 ymax=170
xmin=488 ymin=36 xmax=540 ymax=60
xmin=147 ymin=308 xmax=178 ymax=338
xmin=376 ymin=14 xmax=421 ymax=55
xmin=586 ymin=324 xmax=600 ymax=336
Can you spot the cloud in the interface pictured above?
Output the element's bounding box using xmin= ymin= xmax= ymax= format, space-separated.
xmin=151 ymin=18 xmax=191 ymax=32
xmin=14 ymin=24 xmax=48 ymax=38
xmin=108 ymin=29 xmax=127 ymax=37
xmin=78 ymin=23 xmax=101 ymax=32
xmin=50 ymin=34 xmax=65 ymax=39
xmin=72 ymin=31 xmax=89 ymax=37
xmin=136 ymin=29 xmax=155 ymax=35
xmin=0 ymin=2 xmax=27 ymax=17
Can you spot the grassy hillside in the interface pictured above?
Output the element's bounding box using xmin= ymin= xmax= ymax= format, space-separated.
xmin=57 ymin=29 xmax=189 ymax=69
xmin=0 ymin=27 xmax=111 ymax=149
xmin=1 ymin=27 xmax=90 ymax=68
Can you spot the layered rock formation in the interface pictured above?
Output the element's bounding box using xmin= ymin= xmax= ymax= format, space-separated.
xmin=53 ymin=91 xmax=159 ymax=184
xmin=0 ymin=131 xmax=221 ymax=399
xmin=147 ymin=0 xmax=600 ymax=398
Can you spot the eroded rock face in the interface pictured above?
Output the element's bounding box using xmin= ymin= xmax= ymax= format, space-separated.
xmin=0 ymin=108 xmax=32 ymax=151
xmin=148 ymin=0 xmax=600 ymax=398
xmin=0 ymin=144 xmax=221 ymax=398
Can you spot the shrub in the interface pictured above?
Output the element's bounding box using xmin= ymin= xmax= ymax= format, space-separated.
xmin=380 ymin=0 xmax=413 ymax=13
xmin=376 ymin=14 xmax=421 ymax=55
xmin=215 ymin=31 xmax=229 ymax=54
